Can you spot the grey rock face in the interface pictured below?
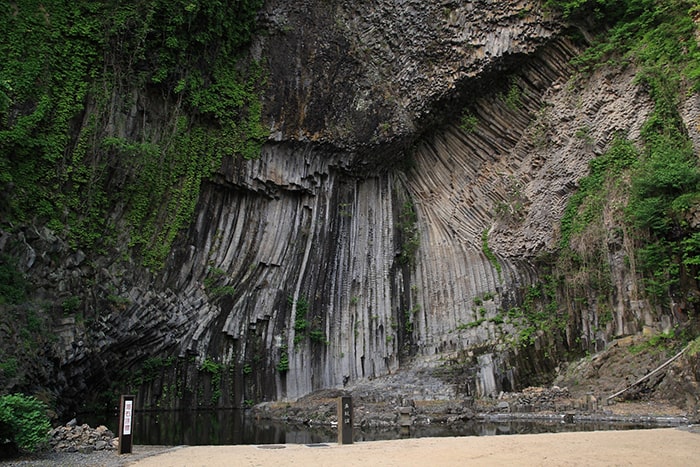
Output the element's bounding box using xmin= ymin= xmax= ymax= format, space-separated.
xmin=72 ymin=0 xmax=575 ymax=407
xmin=260 ymin=0 xmax=561 ymax=150
xmin=2 ymin=1 xmax=693 ymax=413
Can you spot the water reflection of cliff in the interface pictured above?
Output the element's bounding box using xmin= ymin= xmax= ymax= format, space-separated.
xmin=81 ymin=410 xmax=678 ymax=446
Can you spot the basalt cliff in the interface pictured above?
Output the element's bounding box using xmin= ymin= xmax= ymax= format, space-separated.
xmin=1 ymin=0 xmax=699 ymax=418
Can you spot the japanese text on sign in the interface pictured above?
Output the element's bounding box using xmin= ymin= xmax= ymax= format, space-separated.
xmin=123 ymin=400 xmax=133 ymax=435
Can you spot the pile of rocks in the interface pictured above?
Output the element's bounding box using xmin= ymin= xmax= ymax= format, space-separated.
xmin=48 ymin=419 xmax=117 ymax=453
xmin=509 ymin=386 xmax=572 ymax=412
xmin=480 ymin=386 xmax=576 ymax=413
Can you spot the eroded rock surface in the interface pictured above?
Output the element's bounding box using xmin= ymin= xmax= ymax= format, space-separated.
xmin=1 ymin=0 xmax=698 ymax=417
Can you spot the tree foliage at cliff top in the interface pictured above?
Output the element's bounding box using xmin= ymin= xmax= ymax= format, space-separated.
xmin=0 ymin=0 xmax=265 ymax=267
xmin=552 ymin=0 xmax=700 ymax=306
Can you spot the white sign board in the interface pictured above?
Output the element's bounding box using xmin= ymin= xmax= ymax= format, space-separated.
xmin=123 ymin=400 xmax=133 ymax=435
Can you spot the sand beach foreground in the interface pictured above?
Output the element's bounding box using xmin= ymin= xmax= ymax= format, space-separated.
xmin=130 ymin=427 xmax=699 ymax=466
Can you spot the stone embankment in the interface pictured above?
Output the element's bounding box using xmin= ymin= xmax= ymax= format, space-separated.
xmin=252 ymin=382 xmax=693 ymax=433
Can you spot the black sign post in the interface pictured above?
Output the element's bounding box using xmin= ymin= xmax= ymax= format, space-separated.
xmin=118 ymin=395 xmax=135 ymax=454
xmin=337 ymin=396 xmax=353 ymax=444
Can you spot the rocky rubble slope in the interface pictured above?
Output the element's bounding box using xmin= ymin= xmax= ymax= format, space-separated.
xmin=252 ymin=335 xmax=699 ymax=432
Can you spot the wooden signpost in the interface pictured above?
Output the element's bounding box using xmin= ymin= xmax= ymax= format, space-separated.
xmin=337 ymin=396 xmax=353 ymax=444
xmin=118 ymin=395 xmax=135 ymax=454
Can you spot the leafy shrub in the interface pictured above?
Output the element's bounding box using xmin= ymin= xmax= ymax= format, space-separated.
xmin=628 ymin=137 xmax=699 ymax=235
xmin=489 ymin=314 xmax=505 ymax=325
xmin=0 ymin=394 xmax=51 ymax=453
xmin=551 ymin=0 xmax=700 ymax=304
xmin=61 ymin=296 xmax=81 ymax=314
xmin=398 ymin=201 xmax=420 ymax=266
xmin=559 ymin=137 xmax=637 ymax=248
xmin=199 ymin=357 xmax=223 ymax=375
xmin=203 ymin=267 xmax=235 ymax=299
xmin=459 ymin=111 xmax=478 ymax=133
xmin=501 ymin=79 xmax=522 ymax=110
xmin=546 ymin=0 xmax=654 ymax=25
xmin=290 ymin=296 xmax=311 ymax=346
xmin=629 ymin=329 xmax=676 ymax=354
xmin=456 ymin=318 xmax=485 ymax=331
xmin=309 ymin=329 xmax=328 ymax=345
xmin=482 ymin=292 xmax=496 ymax=301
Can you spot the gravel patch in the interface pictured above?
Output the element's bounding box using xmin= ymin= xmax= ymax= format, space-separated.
xmin=0 ymin=445 xmax=179 ymax=467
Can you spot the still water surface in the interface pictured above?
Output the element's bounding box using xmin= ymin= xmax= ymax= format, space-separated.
xmin=79 ymin=409 xmax=675 ymax=446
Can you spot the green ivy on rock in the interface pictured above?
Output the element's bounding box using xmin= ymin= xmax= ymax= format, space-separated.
xmin=552 ymin=0 xmax=700 ymax=307
xmin=0 ymin=0 xmax=266 ymax=268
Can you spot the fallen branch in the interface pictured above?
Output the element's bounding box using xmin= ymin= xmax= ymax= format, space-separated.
xmin=606 ymin=343 xmax=690 ymax=402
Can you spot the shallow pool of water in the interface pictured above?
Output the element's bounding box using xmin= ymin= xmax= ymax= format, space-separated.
xmin=77 ymin=409 xmax=681 ymax=446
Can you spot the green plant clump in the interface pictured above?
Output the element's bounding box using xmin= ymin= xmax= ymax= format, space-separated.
xmin=687 ymin=336 xmax=700 ymax=356
xmin=489 ymin=314 xmax=505 ymax=325
xmin=629 ymin=329 xmax=677 ymax=354
xmin=309 ymin=329 xmax=328 ymax=345
xmin=459 ymin=110 xmax=479 ymax=133
xmin=510 ymin=276 xmax=564 ymax=347
xmin=549 ymin=0 xmax=700 ymax=307
xmin=203 ymin=267 xmax=236 ymax=299
xmin=398 ymin=201 xmax=420 ymax=266
xmin=456 ymin=318 xmax=486 ymax=331
xmin=559 ymin=137 xmax=638 ymax=248
xmin=199 ymin=357 xmax=223 ymax=375
xmin=0 ymin=393 xmax=51 ymax=453
xmin=132 ymin=356 xmax=174 ymax=386
xmin=481 ymin=230 xmax=502 ymax=278
xmin=199 ymin=357 xmax=225 ymax=403
xmin=276 ymin=345 xmax=290 ymax=373
xmin=291 ymin=296 xmax=309 ymax=346
xmin=500 ymin=78 xmax=523 ymax=110
xmin=61 ymin=296 xmax=81 ymax=314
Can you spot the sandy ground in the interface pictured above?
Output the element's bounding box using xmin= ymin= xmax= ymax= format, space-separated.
xmin=128 ymin=427 xmax=699 ymax=467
